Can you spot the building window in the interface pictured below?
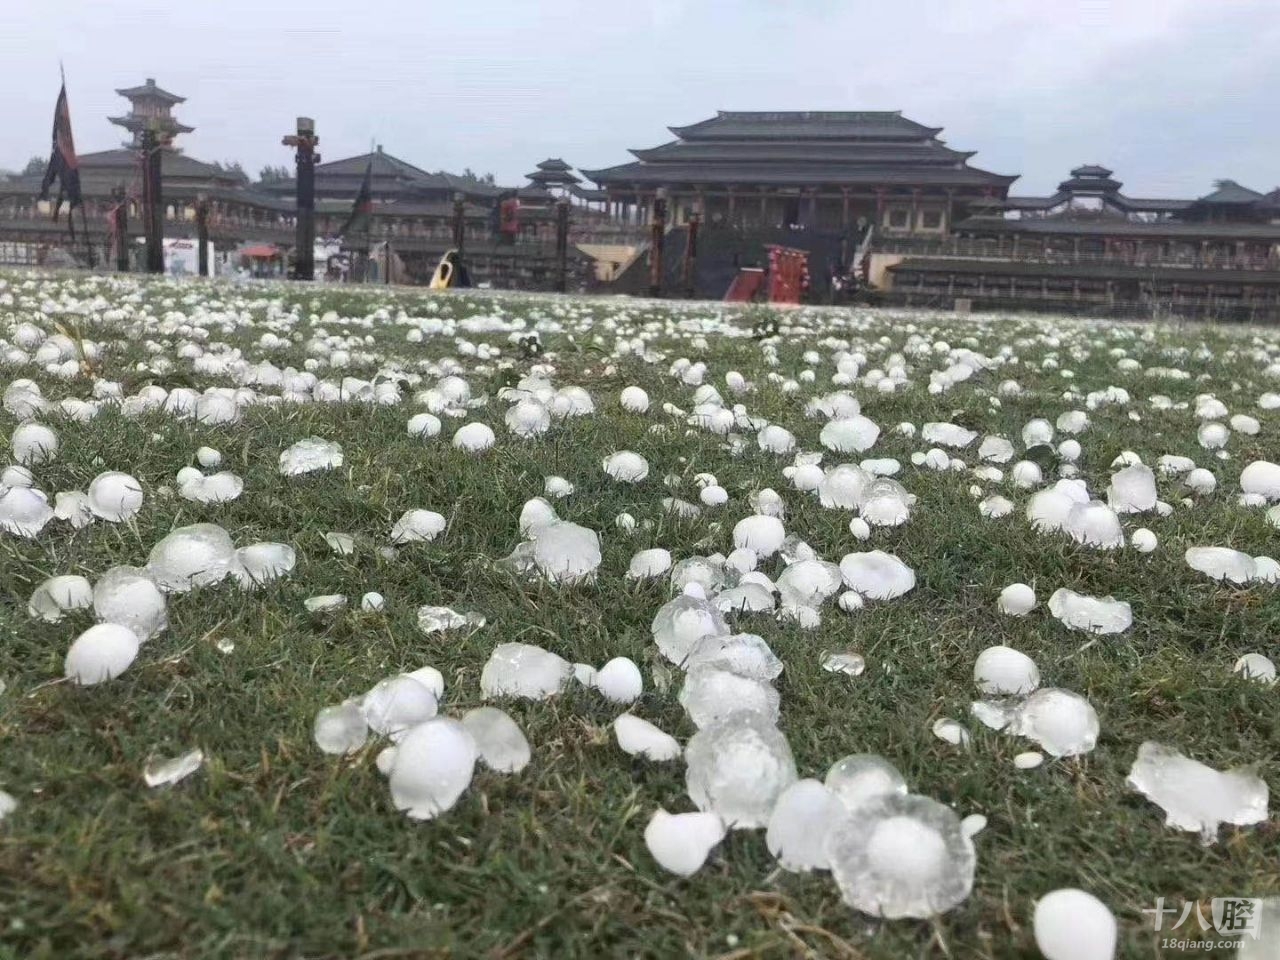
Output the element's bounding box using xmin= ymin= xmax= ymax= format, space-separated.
xmin=886 ymin=207 xmax=909 ymax=229
xmin=920 ymin=209 xmax=943 ymax=230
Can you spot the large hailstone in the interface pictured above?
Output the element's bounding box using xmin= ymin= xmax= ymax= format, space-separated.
xmin=0 ymin=486 xmax=54 ymax=537
xmin=613 ymin=714 xmax=681 ymax=761
xmin=732 ymin=514 xmax=786 ymax=558
xmin=824 ymin=793 xmax=976 ymax=919
xmin=147 ymin=523 xmax=242 ymax=593
xmin=1106 ymin=464 xmax=1157 ymax=513
xmin=480 ymin=642 xmax=572 ymax=700
xmin=314 ymin=700 xmax=369 ymax=755
xmin=12 ymin=422 xmax=58 ymax=465
xmin=998 ymin=583 xmax=1036 ymax=616
xmin=1034 ymin=889 xmax=1117 ymax=960
xmin=921 ymin=422 xmax=977 ymax=448
xmin=1240 ymin=461 xmax=1280 ymax=501
xmin=643 ymin=809 xmax=726 ymax=877
xmin=650 ymin=591 xmax=729 ymax=664
xmin=684 ymin=633 xmax=782 ymax=681
xmin=179 ymin=472 xmax=244 ymax=504
xmin=594 ymin=657 xmax=643 ymax=704
xmin=679 ymin=664 xmax=780 ymax=728
xmin=685 ymin=711 xmax=797 ymax=829
xmin=28 ymin=575 xmax=93 ymax=622
xmin=1063 ymin=501 xmax=1124 ymax=550
xmin=776 ymin=560 xmax=843 ymax=609
xmin=235 ymin=542 xmax=296 ymax=586
xmin=531 ymin=520 xmax=601 ymax=582
xmin=388 ymin=718 xmax=478 ymax=820
xmin=452 ymin=422 xmax=496 ymax=453
xmin=1185 ymin=546 xmax=1257 ymax=584
xmin=93 ymin=566 xmax=167 ymax=640
xmin=820 ymin=416 xmax=880 ymax=453
xmin=361 ymin=675 xmax=439 ymax=739
xmin=619 ymin=386 xmax=649 ymax=413
xmin=627 ymin=548 xmax=672 ymax=580
xmin=65 ymin=623 xmax=141 ymax=685
xmin=85 ymin=471 xmax=144 ymax=522
xmin=602 ymin=451 xmax=649 ymax=483
xmin=766 ymin=779 xmax=844 ymax=872
xmin=1008 ymin=688 xmax=1100 ymax=757
xmin=1125 ymin=740 xmax=1269 ymax=844
xmin=279 ymin=437 xmax=344 ymax=476
xmin=838 ymin=551 xmax=915 ymax=600
xmin=460 ymin=706 xmax=531 ymax=772
xmin=504 ymin=398 xmax=551 ymax=438
xmin=390 ymin=509 xmax=447 ymax=544
xmin=1047 ymin=588 xmax=1132 ymax=635
xmin=757 ymin=424 xmax=796 ymax=455
xmin=825 ymin=754 xmax=908 ymax=811
xmin=974 ymin=646 xmax=1040 ymax=696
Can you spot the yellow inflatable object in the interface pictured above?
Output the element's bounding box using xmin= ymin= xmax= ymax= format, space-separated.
xmin=429 ymin=258 xmax=454 ymax=290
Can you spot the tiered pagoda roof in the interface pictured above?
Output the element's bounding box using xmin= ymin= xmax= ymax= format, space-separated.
xmin=581 ymin=110 xmax=1017 ymax=190
xmin=109 ymin=78 xmax=194 ymax=148
xmin=993 ymin=167 xmax=1279 ymax=219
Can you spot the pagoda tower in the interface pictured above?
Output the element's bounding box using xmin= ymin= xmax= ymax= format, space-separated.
xmin=108 ymin=78 xmax=194 ymax=149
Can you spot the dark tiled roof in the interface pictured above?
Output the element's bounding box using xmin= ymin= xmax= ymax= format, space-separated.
xmin=535 ymin=158 xmax=573 ymax=171
xmin=669 ymin=111 xmax=942 ymax=141
xmin=890 ymin=256 xmax=1280 ymax=284
xmin=526 ymin=169 xmax=581 ymax=184
xmin=628 ymin=140 xmax=975 ymax=164
xmin=582 ymin=160 xmax=1016 ymax=188
xmin=1196 ymin=180 xmax=1265 ymax=204
xmin=115 ymin=78 xmax=185 ymax=103
xmin=955 ymin=215 xmax=1280 ymax=239
xmin=1069 ymin=164 xmax=1113 ymax=178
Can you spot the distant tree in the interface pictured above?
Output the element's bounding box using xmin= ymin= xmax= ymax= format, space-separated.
xmin=212 ymin=161 xmax=250 ymax=185
xmin=22 ymin=155 xmax=46 ymax=177
xmin=461 ymin=167 xmax=497 ymax=185
xmin=258 ymin=164 xmax=292 ymax=184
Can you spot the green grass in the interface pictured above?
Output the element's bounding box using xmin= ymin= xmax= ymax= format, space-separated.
xmin=0 ymin=273 xmax=1277 ymax=959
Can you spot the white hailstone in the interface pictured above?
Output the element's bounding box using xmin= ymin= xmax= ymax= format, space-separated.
xmin=196 ymin=446 xmax=222 ymax=468
xmin=752 ymin=488 xmax=785 ymax=518
xmin=619 ymin=386 xmax=650 ymax=412
xmin=1010 ymin=460 xmax=1043 ymax=489
xmin=1009 ymin=689 xmax=1100 ymax=757
xmin=699 ymin=484 xmax=728 ymax=507
xmin=147 ymin=523 xmax=241 ymax=593
xmin=974 ymin=645 xmax=1040 ymax=695
xmin=1230 ymin=414 xmax=1261 ymax=435
xmin=389 ymin=509 xmax=447 ymax=544
xmin=388 ymin=718 xmax=478 ymax=820
xmin=1197 ymin=421 xmax=1230 ymax=449
xmin=407 ymin=412 xmax=442 ymax=438
xmin=861 ymin=457 xmax=901 ymax=477
xmin=1234 ymin=653 xmax=1277 ymax=684
xmin=87 ymin=471 xmax=143 ymax=521
xmin=837 ymin=590 xmax=865 ymax=613
xmin=684 ymin=633 xmax=782 ymax=680
xmin=932 ymin=718 xmax=970 ymax=747
xmin=732 ymin=514 xmax=786 ymax=557
xmin=1020 ymin=419 xmax=1054 ymax=447
xmin=1120 ymin=531 xmax=1157 ymax=558
xmin=1106 ymin=464 xmax=1157 ymax=514
xmin=505 ymin=398 xmax=551 ymax=438
xmin=142 ymin=748 xmax=205 ymax=788
xmin=1184 ymin=468 xmax=1216 ymax=495
xmin=922 ymin=422 xmax=977 ymax=448
xmin=452 ymin=422 xmax=495 ymax=453
xmin=614 ymin=714 xmax=681 ymax=761
xmin=824 ymin=792 xmax=976 ymax=919
xmin=594 ymin=657 xmax=643 ymax=704
xmin=235 ymin=542 xmax=296 ymax=586
xmin=480 ymin=642 xmax=572 ymax=699
xmin=627 ymin=548 xmax=672 ymax=580
xmin=820 ymin=416 xmax=881 ymax=453
xmin=614 ymin=512 xmax=637 ymax=533
xmin=1056 ymin=439 xmax=1081 ymax=462
xmin=278 ymin=437 xmax=344 ymax=476
xmin=0 ymin=791 xmax=17 ymax=822
xmin=64 ymin=623 xmax=141 ymax=685
xmin=404 ymin=666 xmax=445 ymax=699
xmin=838 ymin=551 xmax=915 ymax=600
xmin=602 ymin=450 xmax=649 ymax=483
xmin=791 ymin=463 xmax=825 ymax=491
xmin=179 ymin=472 xmax=244 ymax=504
xmin=1048 ymin=588 xmax=1132 ymax=634
xmin=361 ymin=592 xmax=385 ymax=611
xmin=304 ymin=594 xmax=347 ymax=613
xmin=725 ymin=547 xmax=757 ymax=574
xmin=543 ymin=475 xmax=574 ymax=499
xmin=644 ymin=809 xmax=726 ymax=877
xmin=28 ymin=575 xmax=94 ymax=622
xmin=978 ymin=436 xmax=1015 ymax=463
xmin=685 ymin=712 xmax=797 ymax=829
xmin=1 ymin=465 xmax=35 ymax=488
xmin=1240 ymin=461 xmax=1280 ymax=500
xmin=1055 ymin=410 xmax=1090 ymax=435
xmin=1155 ymin=499 xmax=1174 ymax=516
xmin=1015 ymin=751 xmax=1045 ymax=770
xmin=1185 ymin=546 xmax=1257 ymax=584
xmin=979 ymin=495 xmax=1014 ymax=519
xmin=819 ymin=464 xmax=870 ymax=509
xmin=519 ymin=497 xmax=558 ymax=536
xmin=1064 ymin=500 xmax=1125 ymax=550
xmin=361 ymin=675 xmax=439 ymax=739
xmin=550 ymin=385 xmax=595 ymax=419
xmin=766 ymin=779 xmax=844 ymax=872
xmin=93 ymin=566 xmax=167 ymax=640
xmin=314 ymin=701 xmax=368 ymax=755
xmin=1125 ymin=740 xmax=1269 ymax=843
xmin=757 ymin=424 xmax=796 ymax=454
xmin=461 ymin=706 xmax=531 ymax=772
xmin=679 ymin=665 xmax=780 ymax=728
xmin=531 ymin=520 xmax=601 ymax=582
xmin=12 ymin=422 xmax=58 ymax=465
xmin=1034 ymin=889 xmax=1117 ymax=960
xmin=847 ymin=517 xmax=871 ymax=541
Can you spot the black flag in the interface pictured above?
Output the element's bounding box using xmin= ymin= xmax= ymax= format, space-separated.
xmin=337 ymin=157 xmax=373 ymax=236
xmin=39 ymin=82 xmax=83 ymax=223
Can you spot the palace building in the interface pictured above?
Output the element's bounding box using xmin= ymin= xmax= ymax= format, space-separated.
xmin=580 ymin=110 xmax=1017 ymax=234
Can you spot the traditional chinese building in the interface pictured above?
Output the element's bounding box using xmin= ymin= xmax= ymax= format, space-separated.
xmin=581 ymin=110 xmax=1017 ymax=234
xmin=879 ymin=165 xmax=1280 ymax=321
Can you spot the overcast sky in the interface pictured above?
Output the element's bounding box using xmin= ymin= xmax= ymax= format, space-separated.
xmin=2 ymin=0 xmax=1277 ymax=197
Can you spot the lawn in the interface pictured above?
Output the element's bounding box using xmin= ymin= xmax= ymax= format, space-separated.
xmin=0 ymin=272 xmax=1277 ymax=959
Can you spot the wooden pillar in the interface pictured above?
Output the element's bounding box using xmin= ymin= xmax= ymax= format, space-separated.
xmin=195 ymin=197 xmax=210 ymax=277
xmin=112 ymin=185 xmax=129 ymax=273
xmin=141 ymin=123 xmax=165 ymax=274
xmin=648 ymin=191 xmax=667 ymax=298
xmin=283 ymin=116 xmax=319 ymax=281
xmin=681 ymin=212 xmax=699 ymax=299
